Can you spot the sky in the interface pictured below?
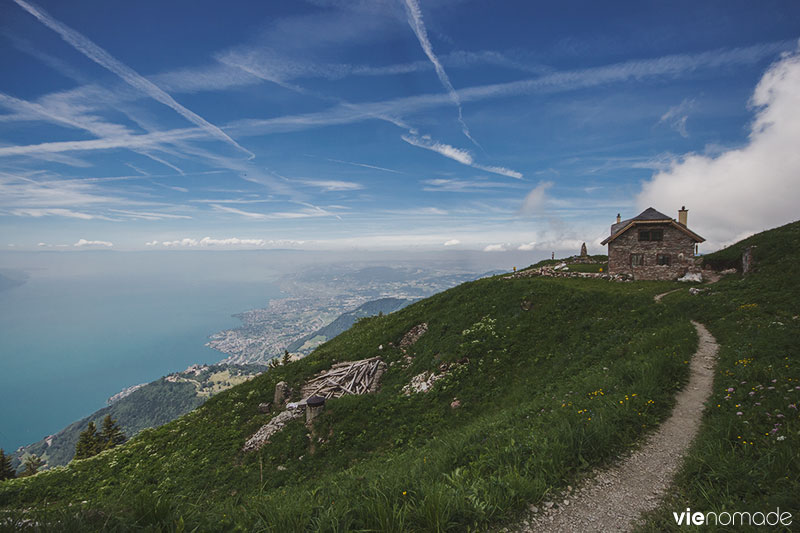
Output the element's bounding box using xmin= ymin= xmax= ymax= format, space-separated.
xmin=1 ymin=0 xmax=799 ymax=255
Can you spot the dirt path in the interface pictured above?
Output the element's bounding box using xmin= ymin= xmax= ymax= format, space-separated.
xmin=653 ymin=288 xmax=680 ymax=303
xmin=514 ymin=320 xmax=718 ymax=533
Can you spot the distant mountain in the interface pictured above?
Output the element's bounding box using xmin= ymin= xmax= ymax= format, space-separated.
xmin=11 ymin=363 xmax=265 ymax=472
xmin=286 ymin=297 xmax=413 ymax=354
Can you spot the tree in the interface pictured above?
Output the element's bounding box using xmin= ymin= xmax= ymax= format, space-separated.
xmin=74 ymin=421 xmax=102 ymax=460
xmin=282 ymin=349 xmax=290 ymax=365
xmin=100 ymin=415 xmax=126 ymax=450
xmin=0 ymin=449 xmax=15 ymax=481
xmin=20 ymin=454 xmax=44 ymax=477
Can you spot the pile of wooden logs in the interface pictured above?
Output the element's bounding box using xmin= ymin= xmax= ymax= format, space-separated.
xmin=243 ymin=357 xmax=387 ymax=453
xmin=300 ymin=356 xmax=386 ymax=399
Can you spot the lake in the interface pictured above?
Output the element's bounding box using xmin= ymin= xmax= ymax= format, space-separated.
xmin=0 ymin=252 xmax=283 ymax=452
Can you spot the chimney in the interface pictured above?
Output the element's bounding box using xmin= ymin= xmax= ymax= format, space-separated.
xmin=678 ymin=206 xmax=688 ymax=226
xmin=616 ymin=213 xmax=621 ymax=224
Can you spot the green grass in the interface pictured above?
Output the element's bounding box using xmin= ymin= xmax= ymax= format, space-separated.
xmin=0 ymin=271 xmax=693 ymax=531
xmin=2 ymin=222 xmax=797 ymax=532
xmin=527 ymin=254 xmax=608 ymax=270
xmin=637 ymin=220 xmax=800 ymax=532
xmin=565 ymin=262 xmax=607 ymax=273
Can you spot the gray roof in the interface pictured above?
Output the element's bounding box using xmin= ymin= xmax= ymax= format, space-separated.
xmin=610 ymin=207 xmax=672 ymax=234
xmin=602 ymin=206 xmax=704 ymax=245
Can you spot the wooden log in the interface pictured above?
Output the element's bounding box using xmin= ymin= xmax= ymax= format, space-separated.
xmin=339 ymin=382 xmax=357 ymax=395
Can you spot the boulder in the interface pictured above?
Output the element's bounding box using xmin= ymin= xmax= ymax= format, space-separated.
xmin=274 ymin=381 xmax=290 ymax=407
xmin=678 ymin=271 xmax=703 ymax=283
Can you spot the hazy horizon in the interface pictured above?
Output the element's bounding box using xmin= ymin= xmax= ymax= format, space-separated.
xmin=0 ymin=248 xmax=538 ymax=451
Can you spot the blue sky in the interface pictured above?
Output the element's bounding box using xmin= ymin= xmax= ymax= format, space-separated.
xmin=1 ymin=0 xmax=799 ymax=254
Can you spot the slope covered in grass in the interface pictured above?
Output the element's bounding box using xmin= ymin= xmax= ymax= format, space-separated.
xmin=3 ymin=222 xmax=796 ymax=531
xmin=286 ymin=297 xmax=413 ymax=355
xmin=0 ymin=269 xmax=695 ymax=531
xmin=640 ymin=220 xmax=800 ymax=531
xmin=11 ymin=363 xmax=266 ymax=472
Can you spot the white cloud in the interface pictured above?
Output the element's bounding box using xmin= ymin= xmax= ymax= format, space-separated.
xmin=12 ymin=0 xmax=253 ymax=158
xmin=0 ymin=127 xmax=205 ymax=157
xmin=402 ymin=134 xmax=473 ymax=165
xmin=422 ymin=178 xmax=520 ymax=192
xmin=162 ymin=238 xmax=199 ymax=247
xmin=520 ymin=181 xmax=554 ymax=215
xmin=139 ymin=152 xmax=185 ymax=175
xmin=197 ymin=237 xmax=266 ymax=247
xmin=297 ymin=179 xmax=364 ymax=191
xmin=145 ymin=240 xmax=159 ymax=246
xmin=637 ymin=46 xmax=800 ymax=249
xmin=159 ymin=237 xmax=305 ymax=248
xmin=658 ymin=98 xmax=695 ymax=138
xmin=473 ymin=165 xmax=523 ymax=179
xmin=0 ymin=171 xmax=116 ymax=209
xmin=211 ymin=203 xmax=338 ymax=220
xmin=401 ymin=0 xmax=477 ymax=146
xmin=401 ymin=134 xmax=523 ymax=178
xmin=74 ymin=238 xmax=112 ymax=247
xmin=210 ymin=204 xmax=269 ymax=220
xmin=108 ymin=209 xmax=192 ymax=221
xmin=325 ymin=158 xmax=403 ymax=174
xmin=443 ymin=239 xmax=460 ymax=246
xmin=152 ymin=63 xmax=261 ymax=94
xmin=0 ymin=91 xmax=133 ymax=139
xmin=483 ymin=243 xmax=507 ymax=252
xmin=517 ymin=242 xmax=536 ymax=251
xmin=3 ymin=41 xmax=791 ymax=160
xmin=10 ymin=207 xmax=108 ymax=220
xmin=385 ymin=207 xmax=448 ymax=216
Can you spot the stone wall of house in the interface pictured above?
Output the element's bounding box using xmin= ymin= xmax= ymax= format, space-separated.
xmin=608 ymin=224 xmax=696 ymax=280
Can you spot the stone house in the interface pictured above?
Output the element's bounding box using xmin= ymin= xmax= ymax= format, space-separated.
xmin=600 ymin=207 xmax=704 ymax=280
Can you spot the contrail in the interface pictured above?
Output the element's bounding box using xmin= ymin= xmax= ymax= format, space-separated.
xmin=402 ymin=0 xmax=479 ymax=147
xmin=12 ymin=0 xmax=254 ymax=159
xmin=138 ymin=151 xmax=185 ymax=175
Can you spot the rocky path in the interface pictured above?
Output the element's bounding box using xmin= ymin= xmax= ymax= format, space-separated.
xmin=653 ymin=288 xmax=680 ymax=303
xmin=515 ymin=319 xmax=719 ymax=533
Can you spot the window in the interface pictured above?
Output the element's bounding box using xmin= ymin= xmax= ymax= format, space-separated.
xmin=638 ymin=229 xmax=663 ymax=241
xmin=631 ymin=253 xmax=644 ymax=266
xmin=657 ymin=254 xmax=671 ymax=266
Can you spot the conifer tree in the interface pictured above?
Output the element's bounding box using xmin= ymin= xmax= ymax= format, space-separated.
xmin=74 ymin=421 xmax=102 ymax=460
xmin=100 ymin=415 xmax=126 ymax=450
xmin=0 ymin=449 xmax=15 ymax=481
xmin=20 ymin=454 xmax=44 ymax=477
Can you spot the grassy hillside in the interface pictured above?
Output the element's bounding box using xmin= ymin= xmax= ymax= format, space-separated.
xmin=639 ymin=220 xmax=800 ymax=531
xmin=286 ymin=297 xmax=413 ymax=355
xmin=0 ymin=269 xmax=695 ymax=530
xmin=1 ymin=222 xmax=796 ymax=531
xmin=11 ymin=364 xmax=265 ymax=472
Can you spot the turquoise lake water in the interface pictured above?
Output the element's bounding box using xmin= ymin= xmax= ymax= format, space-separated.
xmin=0 ymin=258 xmax=281 ymax=452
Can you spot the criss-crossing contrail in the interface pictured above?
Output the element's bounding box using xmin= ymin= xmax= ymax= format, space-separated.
xmin=12 ymin=0 xmax=254 ymax=159
xmin=402 ymin=0 xmax=479 ymax=147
